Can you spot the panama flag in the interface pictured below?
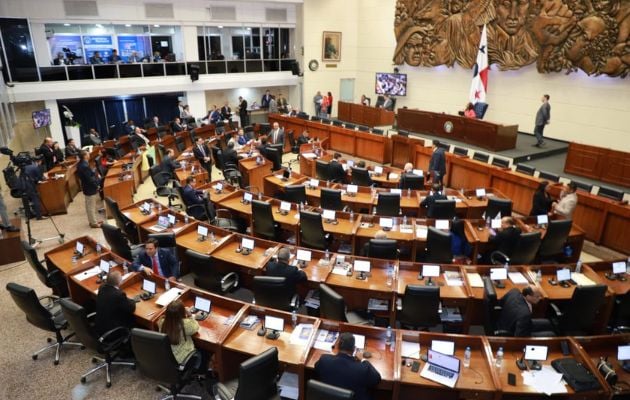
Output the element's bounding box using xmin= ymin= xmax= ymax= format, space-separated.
xmin=469 ymin=25 xmax=489 ymax=104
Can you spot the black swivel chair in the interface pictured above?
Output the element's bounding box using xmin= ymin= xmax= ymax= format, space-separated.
xmin=105 ymin=196 xmax=140 ymax=244
xmin=185 ymin=250 xmax=239 ymax=294
xmin=149 ymin=165 xmax=179 ymax=208
xmin=366 ymin=239 xmax=398 ymax=260
xmin=300 ymin=210 xmax=330 ymax=251
xmin=59 ymin=299 xmax=134 ymax=387
xmin=427 ymin=199 xmax=456 ymax=219
xmin=424 ymin=227 xmax=453 ymax=264
xmin=537 ymin=219 xmax=572 ymax=261
xmin=319 ymin=284 xmax=370 ymax=325
xmin=400 ymin=174 xmax=423 ymax=190
xmin=252 ymin=200 xmax=280 ymax=241
xmin=6 ymin=282 xmax=83 ymax=365
xmin=350 ymin=167 xmax=373 ymax=187
xmin=482 ymin=277 xmax=510 ymax=336
xmin=101 ymin=223 xmax=139 ymax=261
xmin=548 ymin=285 xmax=608 ymax=335
xmin=509 ymin=232 xmax=542 ymax=265
xmin=204 ymin=200 xmax=243 ymax=233
xmin=287 ymin=130 xmax=299 ymax=154
xmin=307 ymin=380 xmax=355 ymax=400
xmin=610 ymin=293 xmax=630 ymax=333
xmin=131 ymin=328 xmax=202 ymax=400
xmin=175 ymin=136 xmax=186 ymax=153
xmin=21 ymin=240 xmax=68 ymax=297
xmin=485 ymin=198 xmax=512 ymax=219
xmin=213 ymin=348 xmax=281 ymax=400
xmin=376 ymin=193 xmax=401 ymax=216
xmin=316 ymin=160 xmax=330 ymax=181
xmin=252 ymin=276 xmax=298 ymax=312
xmin=211 ymin=146 xmax=225 ymax=173
xmin=397 ymin=285 xmax=441 ymax=330
xmin=320 ymin=188 xmax=345 ymax=211
xmin=285 ymin=185 xmax=307 ymax=204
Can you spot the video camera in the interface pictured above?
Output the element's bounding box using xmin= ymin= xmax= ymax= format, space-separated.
xmin=62 ymin=47 xmax=78 ymax=64
xmin=1 ymin=147 xmax=40 ymax=169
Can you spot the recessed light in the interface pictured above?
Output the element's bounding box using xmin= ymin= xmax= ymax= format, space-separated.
xmin=63 ymin=23 xmax=71 ymax=27
xmin=246 ymin=27 xmax=251 ymax=30
xmin=95 ymin=24 xmax=103 ymax=28
xmin=153 ymin=24 xmax=160 ymax=27
xmin=218 ymin=26 xmax=223 ymax=29
xmin=125 ymin=24 xmax=131 ymax=27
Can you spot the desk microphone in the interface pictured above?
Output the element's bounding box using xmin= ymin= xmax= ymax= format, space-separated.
xmin=257 ymin=321 xmax=266 ymax=337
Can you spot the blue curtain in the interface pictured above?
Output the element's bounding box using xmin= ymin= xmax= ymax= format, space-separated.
xmin=125 ymin=98 xmax=145 ymax=127
xmin=104 ymin=99 xmax=125 ymax=139
xmin=58 ymin=100 xmax=107 ymax=145
xmin=145 ymin=93 xmax=181 ymax=123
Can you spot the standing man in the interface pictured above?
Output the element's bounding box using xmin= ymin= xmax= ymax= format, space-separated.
xmin=261 ymin=90 xmax=272 ymax=109
xmin=221 ymin=101 xmax=232 ymax=125
xmin=0 ymin=183 xmax=19 ymax=232
xmin=39 ymin=137 xmax=56 ymax=171
xmin=269 ymin=122 xmax=284 ymax=146
xmin=428 ymin=140 xmax=446 ymax=185
xmin=64 ymin=138 xmax=80 ymax=158
xmin=315 ymin=332 xmax=382 ymax=400
xmin=131 ymin=238 xmax=178 ymax=279
xmin=533 ymin=94 xmax=550 ymax=147
xmin=76 ymin=150 xmax=102 ymax=228
xmin=313 ymin=91 xmax=323 ymax=115
xmin=238 ymin=96 xmax=249 ymax=127
xmin=193 ymin=137 xmax=212 ymax=177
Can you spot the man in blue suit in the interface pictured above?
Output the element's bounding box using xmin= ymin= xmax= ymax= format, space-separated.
xmin=132 ymin=238 xmax=178 ymax=279
xmin=315 ymin=332 xmax=381 ymax=400
xmin=428 ymin=140 xmax=446 ymax=184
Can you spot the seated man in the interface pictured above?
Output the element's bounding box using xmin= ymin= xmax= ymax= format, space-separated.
xmin=315 ymin=332 xmax=382 ymax=400
xmin=129 ymin=126 xmax=150 ymax=150
xmin=402 ymin=162 xmax=413 ymax=174
xmin=95 ymin=271 xmax=136 ymax=336
xmin=497 ymin=286 xmax=554 ymax=337
xmin=420 ymin=183 xmax=447 ymax=215
xmin=265 ymin=247 xmax=307 ymax=291
xmin=182 ymin=176 xmax=208 ymax=220
xmin=552 ymin=182 xmax=578 ymax=218
xmin=160 ymin=148 xmax=181 ymax=178
xmin=171 ymin=117 xmax=186 ymax=133
xmin=361 ymin=230 xmax=387 ymax=257
xmin=488 ymin=216 xmax=521 ymax=260
xmin=132 ymin=238 xmax=178 ymax=279
xmin=64 ymin=138 xmax=80 ymax=158
xmin=328 ymin=153 xmax=346 ymax=183
xmin=296 ymin=130 xmax=312 ymax=146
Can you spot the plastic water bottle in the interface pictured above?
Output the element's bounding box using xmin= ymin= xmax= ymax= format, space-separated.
xmin=349 ymin=210 xmax=354 ymax=222
xmin=402 ymin=215 xmax=408 ymax=227
xmin=407 ymin=188 xmax=411 ymax=198
xmin=164 ymin=279 xmax=171 ymax=291
xmin=386 ymin=326 xmax=392 ymax=345
xmin=387 ymin=265 xmax=393 ymax=286
xmin=575 ymin=260 xmax=582 ymax=273
xmin=291 ymin=309 xmax=298 ymax=327
xmin=209 ymin=232 xmax=216 ymax=243
xmin=122 ymin=261 xmax=129 ymax=275
xmin=324 ymin=249 xmax=330 ymax=262
xmin=464 ymin=346 xmax=472 ymax=368
xmin=184 ymin=214 xmax=190 ymax=224
xmin=536 ymin=269 xmax=542 ymax=283
xmin=158 ymin=203 xmax=163 ymax=213
xmin=95 ymin=243 xmax=102 ymax=255
xmin=258 ymin=192 xmax=262 ymax=200
xmin=495 ymin=347 xmax=504 ymax=368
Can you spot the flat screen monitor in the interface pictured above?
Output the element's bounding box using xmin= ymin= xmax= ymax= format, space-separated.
xmin=167 ymin=214 xmax=177 ymax=226
xmin=475 ymin=188 xmax=486 ymax=197
xmin=197 ymin=225 xmax=209 ymax=237
xmin=243 ymin=192 xmax=253 ymax=203
xmin=375 ymin=72 xmax=407 ymax=96
xmin=524 ymin=345 xmax=548 ymax=361
xmin=309 ymin=179 xmax=319 ymax=187
xmin=490 ymin=268 xmax=508 ymax=281
xmin=322 ymin=209 xmax=336 ymax=220
xmin=379 ymin=218 xmax=393 ymax=229
xmin=296 ymin=249 xmax=311 ymax=262
xmin=157 ymin=215 xmax=169 ymax=228
xmin=241 ymin=238 xmax=254 ymax=250
xmin=347 ymin=184 xmax=358 ymax=194
xmin=142 ymin=279 xmax=156 ymax=294
xmin=75 ymin=241 xmax=84 ymax=254
xmin=556 ymin=268 xmax=571 ymax=282
xmin=280 ymin=201 xmax=291 ymax=212
xmin=390 ymin=188 xmax=402 ymax=195
xmin=435 ymin=220 xmax=449 ymax=230
xmin=427 ymin=349 xmax=460 ymax=372
xmin=618 ymin=345 xmax=630 ymax=361
xmin=491 ymin=218 xmax=502 ymax=229
xmin=99 ymin=259 xmax=110 ymax=273
xmin=431 ymin=340 xmax=455 ymax=356
xmin=141 ymin=202 xmax=151 ymax=213
xmin=194 ymin=296 xmax=211 ymax=313
xmin=374 ymin=166 xmax=383 ymax=174
xmin=354 ymin=260 xmax=371 ymax=273
xmin=423 ymin=264 xmax=441 ymax=278
xmin=32 ymin=109 xmax=51 ymax=129
xmin=265 ymin=315 xmax=284 ymax=332
xmin=612 ymin=261 xmax=626 ymax=274
xmin=537 ymin=214 xmax=549 ymax=225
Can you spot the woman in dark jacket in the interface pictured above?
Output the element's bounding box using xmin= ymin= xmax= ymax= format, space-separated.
xmin=530 ymin=180 xmax=552 ymax=216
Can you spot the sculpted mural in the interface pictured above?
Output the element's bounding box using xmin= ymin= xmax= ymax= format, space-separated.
xmin=393 ymin=0 xmax=630 ymax=77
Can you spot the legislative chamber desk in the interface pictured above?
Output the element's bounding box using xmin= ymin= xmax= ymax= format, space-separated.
xmin=102 ymin=152 xmax=144 ymax=213
xmin=397 ymin=109 xmax=518 ymax=152
xmin=337 ymin=101 xmax=396 ymax=127
xmin=37 ymin=160 xmax=80 ymax=215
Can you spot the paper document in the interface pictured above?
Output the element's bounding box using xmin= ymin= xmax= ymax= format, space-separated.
xmin=314 ymin=329 xmax=338 ymax=351
xmin=301 ymin=152 xmax=317 ymax=159
xmin=416 ymin=227 xmax=428 ymax=239
xmin=74 ymin=266 xmax=101 ymax=281
xmin=508 ymin=272 xmax=529 ymax=284
xmin=278 ymin=372 xmax=299 ymax=400
xmin=353 ymin=334 xmax=366 ymax=349
xmin=444 ymin=271 xmax=463 ymax=286
xmin=571 ymin=272 xmax=596 ymax=286
xmin=155 ymin=288 xmax=183 ymax=307
xmin=332 ymin=266 xmax=349 ymax=276
xmin=289 ymin=324 xmax=314 ymax=345
xmin=522 ymin=366 xmax=567 ymax=395
xmin=400 ymin=228 xmax=413 ymax=234
xmin=401 ymin=340 xmax=421 ymax=359
xmin=467 ymin=272 xmax=484 ymax=288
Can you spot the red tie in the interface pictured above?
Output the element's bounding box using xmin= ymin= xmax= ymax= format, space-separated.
xmin=152 ymin=256 xmax=159 ymax=275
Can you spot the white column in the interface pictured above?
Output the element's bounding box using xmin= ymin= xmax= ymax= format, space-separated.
xmin=185 ymin=90 xmax=207 ymax=120
xmin=181 ymin=25 xmax=199 ymax=62
xmin=44 ymin=99 xmax=65 ymax=144
xmin=30 ymin=23 xmax=51 ymax=68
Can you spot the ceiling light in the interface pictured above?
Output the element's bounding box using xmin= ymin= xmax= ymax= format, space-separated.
xmin=154 ymin=24 xmax=160 ymax=27
xmin=63 ymin=23 xmax=71 ymax=27
xmin=125 ymin=24 xmax=131 ymax=27
xmin=218 ymin=25 xmax=223 ymax=29
xmin=95 ymin=24 xmax=103 ymax=28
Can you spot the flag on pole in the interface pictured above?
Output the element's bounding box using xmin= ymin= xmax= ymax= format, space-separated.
xmin=469 ymin=25 xmax=489 ymax=104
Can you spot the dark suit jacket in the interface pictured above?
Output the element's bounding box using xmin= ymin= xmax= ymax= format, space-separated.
xmin=182 ymin=184 xmax=204 ymax=206
xmin=328 ymin=160 xmax=346 ymax=183
xmin=489 ymin=226 xmax=521 ymax=257
xmin=76 ymin=160 xmax=99 ymax=196
xmin=222 ymin=148 xmax=238 ymax=167
xmin=171 ymin=122 xmax=185 ymax=132
xmin=160 ymin=156 xmax=181 ymax=177
xmin=530 ymin=191 xmax=552 ymax=216
xmin=221 ymin=106 xmax=232 ymax=120
xmin=269 ymin=128 xmax=284 ymax=145
xmin=39 ymin=144 xmax=55 ymax=171
xmin=296 ymin=135 xmax=310 ymax=146
xmin=315 ymin=353 xmax=382 ymax=400
xmin=23 ymin=164 xmax=44 ymax=193
xmin=265 ymin=260 xmax=307 ymax=290
xmin=193 ymin=144 xmax=210 ymax=162
xmin=497 ymin=288 xmax=532 ymax=337
xmin=65 ymin=145 xmax=79 ymax=158
xmin=123 ymin=124 xmax=136 ymax=135
xmin=428 ymin=148 xmax=446 ymax=178
xmin=420 ymin=192 xmax=447 ymax=214
xmin=239 ymin=99 xmax=248 ymax=116
xmin=132 ymin=248 xmax=178 ymax=278
xmin=95 ymin=283 xmax=136 ymax=336
xmin=261 ymin=94 xmax=272 ymax=109
xmin=54 ymin=149 xmax=64 ymax=163
xmin=128 ymin=134 xmax=147 ymax=150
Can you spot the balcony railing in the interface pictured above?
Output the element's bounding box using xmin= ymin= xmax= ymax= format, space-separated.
xmin=19 ymin=59 xmax=297 ymax=83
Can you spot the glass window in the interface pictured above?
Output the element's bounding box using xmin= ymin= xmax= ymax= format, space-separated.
xmin=0 ymin=18 xmax=38 ymax=82
xmin=262 ymin=27 xmax=279 ymax=60
xmin=245 ymin=27 xmax=261 ymax=59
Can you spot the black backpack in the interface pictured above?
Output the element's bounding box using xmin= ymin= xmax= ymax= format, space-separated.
xmin=551 ymin=357 xmax=602 ymax=392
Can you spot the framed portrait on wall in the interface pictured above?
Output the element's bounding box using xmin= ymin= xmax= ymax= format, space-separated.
xmin=322 ymin=31 xmax=341 ymax=62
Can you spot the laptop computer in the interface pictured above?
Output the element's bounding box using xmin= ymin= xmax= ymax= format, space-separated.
xmin=149 ymin=215 xmax=170 ymax=232
xmin=420 ymin=349 xmax=460 ymax=388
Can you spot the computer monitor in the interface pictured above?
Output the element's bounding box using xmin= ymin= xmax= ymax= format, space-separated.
xmin=141 ymin=202 xmax=152 ymax=213
xmin=280 ymin=201 xmax=291 ymax=212
xmin=167 ymin=214 xmax=177 ymax=226
xmin=265 ymin=315 xmax=284 ymax=332
xmin=347 ymin=184 xmax=358 ymax=194
xmin=618 ymin=345 xmax=630 ymax=361
xmin=241 ymin=238 xmax=255 ymax=251
xmin=475 ymin=188 xmax=486 ymax=197
xmin=556 ymin=268 xmax=571 ymax=282
xmin=142 ymin=279 xmax=157 ymax=294
xmin=157 ymin=215 xmax=169 ymax=228
xmin=296 ymin=249 xmax=312 ymax=262
xmin=422 ymin=264 xmax=440 ymax=286
xmin=390 ymin=188 xmax=402 ymax=195
xmin=490 ymin=268 xmax=507 ymax=288
xmin=524 ymin=345 xmax=548 ymax=361
xmin=427 ymin=349 xmax=460 ymax=373
xmin=75 ymin=241 xmax=84 ymax=255
xmin=323 ymin=209 xmax=336 ymax=222
xmin=99 ymin=259 xmax=110 ymax=273
xmin=491 ymin=218 xmax=502 ymax=229
xmin=309 ymin=179 xmax=319 ymax=188
xmin=435 ymin=220 xmax=449 ymax=230
xmin=194 ymin=296 xmax=211 ymax=313
xmin=431 ymin=340 xmax=455 ymax=356
xmin=354 ymin=260 xmax=371 ymax=273
xmin=374 ymin=166 xmax=383 ymax=175
xmin=537 ymin=214 xmax=549 ymax=225
xmin=243 ymin=192 xmax=253 ymax=203
xmin=197 ymin=225 xmax=209 ymax=238
xmin=379 ymin=217 xmax=393 ymax=230
xmin=612 ymin=261 xmax=626 ymax=275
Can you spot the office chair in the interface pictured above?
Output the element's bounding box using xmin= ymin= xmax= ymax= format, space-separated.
xmin=59 ymin=299 xmax=134 ymax=387
xmin=213 ymin=347 xmax=281 ymax=400
xmin=424 ymin=227 xmax=453 ymax=264
xmin=537 ymin=219 xmax=572 ymax=261
xmin=284 ymin=185 xmax=307 ymax=205
xmin=185 ymin=250 xmax=239 ymax=294
xmin=319 ymin=284 xmax=370 ymax=325
xmin=350 ymin=167 xmax=373 ymax=187
xmin=538 ymin=170 xmax=560 ymax=183
xmin=376 ymin=192 xmax=401 ymax=216
xmin=287 ymin=130 xmax=299 ymax=154
xmin=210 ymin=146 xmax=225 ymax=173
xmin=366 ymin=239 xmax=398 ymax=260
xmin=397 ymin=285 xmax=441 ymax=330
xmin=427 ymin=199 xmax=456 ymax=219
xmin=175 ymin=136 xmax=186 ymax=153
xmin=173 ymin=181 xmax=206 ymax=221
xmin=491 ymin=157 xmax=510 ymax=168
xmin=572 ymin=180 xmax=593 ymax=193
xmin=473 ymin=102 xmax=489 ymax=119
xmin=252 ymin=200 xmax=280 ymax=241
xmin=101 ymin=223 xmax=141 ymax=261
xmin=307 ymin=380 xmax=355 ymax=400
xmin=515 ymin=164 xmax=536 ymax=176
xmin=316 ymin=160 xmax=330 ymax=181
xmin=300 ymin=210 xmax=330 ymax=251
xmin=131 ymin=328 xmax=202 ymax=400
xmin=472 ymin=152 xmax=490 ymax=163
xmin=485 ymin=198 xmax=512 ymax=219
xmin=21 ymin=240 xmax=68 ymax=297
xmin=611 ymin=292 xmax=630 ymax=333
xmin=598 ymin=186 xmax=625 ymax=202
xmin=252 ymin=276 xmax=298 ymax=312
xmin=482 ymin=277 xmax=510 ymax=336
xmin=204 ymin=200 xmax=243 ymax=233
xmin=509 ymin=232 xmax=541 ymax=265
xmin=320 ymin=188 xmax=345 ymax=211
xmin=400 ymin=174 xmax=423 ymax=190
xmin=6 ymin=282 xmax=83 ymax=365
xmin=549 ymin=285 xmax=607 ymax=336
xmin=149 ymin=165 xmax=179 ymax=208
xmin=105 ymin=196 xmax=140 ymax=244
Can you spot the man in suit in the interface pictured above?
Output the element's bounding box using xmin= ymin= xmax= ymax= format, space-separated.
xmin=171 ymin=117 xmax=185 ymax=133
xmin=265 ymin=247 xmax=307 ymax=291
xmin=95 ymin=271 xmax=136 ymax=337
xmin=533 ymin=94 xmax=550 ymax=147
xmin=86 ymin=128 xmax=102 ymax=145
xmin=222 ymin=141 xmax=239 ymax=167
xmin=238 ymin=96 xmax=249 ymax=127
xmin=146 ymin=115 xmax=161 ymax=130
xmin=268 ymin=96 xmax=278 ymax=114
xmin=193 ymin=136 xmax=212 ymax=176
xmin=552 ymin=182 xmax=578 ymax=218
xmin=488 ymin=216 xmax=521 ymax=259
xmin=123 ymin=119 xmax=137 ymax=135
xmin=420 ymin=183 xmax=447 ymax=216
xmin=269 ymin=122 xmax=284 ymax=145
xmin=182 ymin=175 xmax=204 ymax=206
xmin=204 ymin=106 xmax=221 ymax=124
xmin=220 ymin=102 xmax=232 ymax=123
xmin=132 ymin=238 xmax=178 ymax=279
xmin=23 ymin=157 xmax=47 ymax=220
xmin=64 ymin=138 xmax=80 ymax=158
xmin=428 ymin=140 xmax=446 ymax=184
xmin=315 ymin=332 xmax=382 ymax=400
xmin=497 ymin=286 xmax=553 ymax=337
xmin=76 ymin=150 xmax=102 ymax=228
xmin=313 ymin=91 xmax=323 ymax=115
xmin=296 ymin=130 xmax=312 ymax=146
xmin=160 ymin=148 xmax=181 ymax=178
xmin=328 ymin=153 xmax=346 ymax=183
xmin=129 ymin=126 xmax=150 ymax=150
xmin=39 ymin=137 xmax=55 ymax=171
xmin=261 ymin=90 xmax=272 ymax=109
xmin=381 ymin=94 xmax=394 ymax=111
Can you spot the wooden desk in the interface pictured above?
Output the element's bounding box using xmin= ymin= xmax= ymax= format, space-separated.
xmin=0 ymin=217 xmax=24 ymax=264
xmin=390 ymin=134 xmax=425 ymax=169
xmin=576 ymin=335 xmax=630 ymax=399
xmin=583 ymin=260 xmax=630 ymax=296
xmin=174 ymin=162 xmax=208 ymax=187
xmin=103 ymin=173 xmax=135 ymax=210
xmin=239 ymin=157 xmax=272 ymax=194
xmin=398 ymin=109 xmax=518 ymax=152
xmin=210 ymin=234 xmax=278 ymax=273
xmin=44 ymin=236 xmax=102 ymax=276
xmin=37 ymin=174 xmax=71 ymax=215
xmin=137 ymin=210 xmax=195 ymax=243
xmin=337 ymin=101 xmax=395 ymax=127
xmin=517 ymin=216 xmax=585 ymax=263
xmin=564 ymin=142 xmax=630 ymax=188
xmin=356 ymin=216 xmax=416 ymax=260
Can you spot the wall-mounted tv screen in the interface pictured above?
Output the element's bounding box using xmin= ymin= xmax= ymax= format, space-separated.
xmin=375 ymin=72 xmax=407 ymax=96
xmin=32 ymin=109 xmax=51 ymax=129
